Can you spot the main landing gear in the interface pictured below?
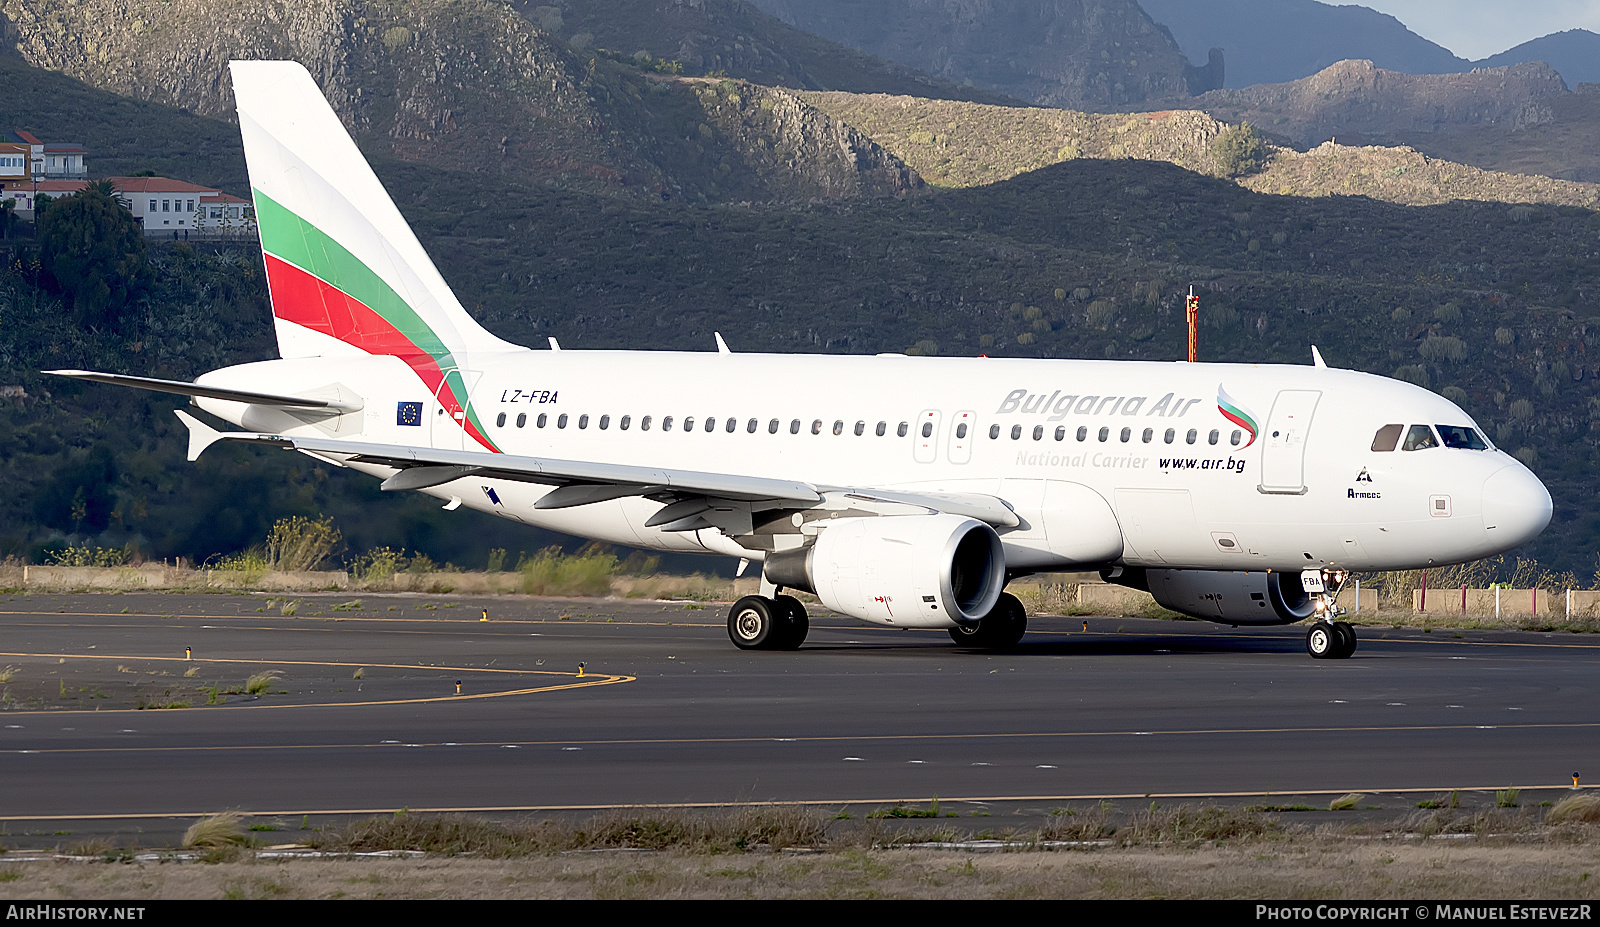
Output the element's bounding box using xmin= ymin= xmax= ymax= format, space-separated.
xmin=1303 ymin=568 xmax=1358 ymax=660
xmin=948 ymin=592 xmax=1027 ymax=649
xmin=727 ymin=594 xmax=809 ymax=650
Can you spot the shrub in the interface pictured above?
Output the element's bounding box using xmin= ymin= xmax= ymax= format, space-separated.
xmin=45 ymin=545 xmax=130 ymax=567
xmin=520 ymin=547 xmax=617 ymax=596
xmin=1086 ymin=299 xmax=1118 ymax=328
xmin=1419 ymin=335 xmax=1467 ymax=363
xmin=265 ymin=515 xmax=342 ymax=571
xmin=1211 ymin=123 xmax=1266 ymax=178
xmin=351 ymin=547 xmax=406 ymax=583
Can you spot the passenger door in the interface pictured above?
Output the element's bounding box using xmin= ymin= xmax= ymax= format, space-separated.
xmin=1258 ymin=390 xmax=1321 ymax=495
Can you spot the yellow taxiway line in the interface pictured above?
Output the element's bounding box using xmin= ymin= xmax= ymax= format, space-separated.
xmin=0 ymin=651 xmax=633 ymax=713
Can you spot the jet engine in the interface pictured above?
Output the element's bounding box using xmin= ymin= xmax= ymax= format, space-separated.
xmin=764 ymin=514 xmax=1005 ymax=628
xmin=1132 ymin=568 xmax=1319 ymax=626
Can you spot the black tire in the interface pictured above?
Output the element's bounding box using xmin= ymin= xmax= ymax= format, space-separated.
xmin=774 ymin=594 xmax=809 ymax=650
xmin=1306 ymin=621 xmax=1336 ymax=659
xmin=948 ymin=620 xmax=988 ymax=646
xmin=1331 ymin=621 xmax=1357 ymax=659
xmin=948 ymin=592 xmax=1027 ymax=648
xmin=990 ymin=592 xmax=1027 ymax=647
xmin=728 ymin=595 xmax=781 ymax=650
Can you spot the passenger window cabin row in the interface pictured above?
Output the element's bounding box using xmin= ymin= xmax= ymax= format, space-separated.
xmin=493 ymin=412 xmax=916 ymax=437
xmin=988 ymin=423 xmax=1244 ymax=447
xmin=490 ymin=411 xmax=1243 ymax=448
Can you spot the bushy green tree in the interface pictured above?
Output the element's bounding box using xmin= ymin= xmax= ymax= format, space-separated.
xmin=1211 ymin=122 xmax=1266 ymax=178
xmin=36 ymin=179 xmax=152 ymax=329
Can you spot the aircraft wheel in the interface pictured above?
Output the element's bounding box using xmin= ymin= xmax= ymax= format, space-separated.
xmin=1331 ymin=621 xmax=1357 ymax=659
xmin=948 ymin=593 xmax=1027 ymax=648
xmin=1305 ymin=621 xmax=1336 ymax=659
xmin=728 ymin=595 xmax=782 ymax=650
xmin=990 ymin=593 xmax=1027 ymax=647
xmin=773 ymin=594 xmax=809 ymax=650
xmin=948 ymin=620 xmax=988 ymax=646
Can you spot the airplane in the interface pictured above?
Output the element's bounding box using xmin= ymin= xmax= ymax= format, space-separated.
xmin=49 ymin=61 xmax=1552 ymax=659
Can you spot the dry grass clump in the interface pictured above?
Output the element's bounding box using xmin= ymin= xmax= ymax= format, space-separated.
xmin=1545 ymin=793 xmax=1600 ymax=826
xmin=244 ymin=671 xmax=282 ymax=695
xmin=1398 ymin=806 xmax=1537 ymax=838
xmin=184 ymin=812 xmax=248 ymax=849
xmin=1039 ymin=804 xmax=1116 ymax=842
xmin=312 ymin=806 xmax=831 ymax=857
xmin=1117 ymin=804 xmax=1279 ymax=844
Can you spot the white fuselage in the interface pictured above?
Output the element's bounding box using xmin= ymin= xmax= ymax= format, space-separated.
xmin=195 ymin=349 xmax=1551 ymax=574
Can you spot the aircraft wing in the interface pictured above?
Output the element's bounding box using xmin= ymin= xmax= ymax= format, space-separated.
xmin=175 ymin=411 xmax=1019 ymax=528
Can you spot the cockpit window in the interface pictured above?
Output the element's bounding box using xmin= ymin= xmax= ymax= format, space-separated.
xmin=1401 ymin=424 xmax=1439 ymax=451
xmin=1371 ymin=423 xmax=1402 ymax=452
xmin=1437 ymin=425 xmax=1489 ymax=450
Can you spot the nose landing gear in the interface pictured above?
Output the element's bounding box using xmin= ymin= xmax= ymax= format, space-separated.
xmin=1302 ymin=568 xmax=1357 ymax=659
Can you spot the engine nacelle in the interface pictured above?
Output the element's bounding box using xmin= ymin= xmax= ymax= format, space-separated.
xmin=1144 ymin=568 xmax=1318 ymax=626
xmin=764 ymin=514 xmax=1005 ymax=628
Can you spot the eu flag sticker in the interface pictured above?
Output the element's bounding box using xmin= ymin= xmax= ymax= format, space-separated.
xmin=396 ymin=401 xmax=423 ymax=426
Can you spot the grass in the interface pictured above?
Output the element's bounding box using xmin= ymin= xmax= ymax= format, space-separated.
xmin=245 ymin=671 xmax=282 ymax=695
xmin=183 ymin=812 xmax=248 ymax=850
xmin=519 ymin=548 xmax=618 ymax=597
xmin=1545 ymin=793 xmax=1600 ymax=825
xmin=867 ymin=799 xmax=951 ymax=819
xmin=1498 ymin=788 xmax=1523 ymax=808
xmin=1329 ymin=793 xmax=1363 ymax=811
xmin=312 ymin=806 xmax=829 ymax=857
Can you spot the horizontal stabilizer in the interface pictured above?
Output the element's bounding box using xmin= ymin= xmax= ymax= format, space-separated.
xmin=48 ymin=370 xmax=363 ymax=413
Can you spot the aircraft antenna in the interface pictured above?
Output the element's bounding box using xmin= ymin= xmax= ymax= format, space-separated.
xmin=1186 ymin=286 xmax=1199 ymax=363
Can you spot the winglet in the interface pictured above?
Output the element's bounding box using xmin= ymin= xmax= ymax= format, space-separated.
xmin=714 ymin=332 xmax=731 ymax=354
xmin=174 ymin=409 xmax=225 ymax=462
xmin=548 ymin=337 xmax=561 ymax=351
xmin=1311 ymin=345 xmax=1327 ymax=368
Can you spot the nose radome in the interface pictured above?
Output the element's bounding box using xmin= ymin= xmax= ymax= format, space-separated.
xmin=1482 ymin=464 xmax=1553 ymax=550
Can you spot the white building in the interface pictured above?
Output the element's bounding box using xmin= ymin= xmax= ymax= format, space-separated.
xmin=0 ymin=176 xmax=256 ymax=237
xmin=114 ymin=176 xmax=256 ymax=238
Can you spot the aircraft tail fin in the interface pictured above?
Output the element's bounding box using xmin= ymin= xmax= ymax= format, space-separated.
xmin=229 ymin=61 xmax=515 ymax=370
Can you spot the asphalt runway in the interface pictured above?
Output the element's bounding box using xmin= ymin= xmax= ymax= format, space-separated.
xmin=0 ymin=591 xmax=1597 ymax=844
